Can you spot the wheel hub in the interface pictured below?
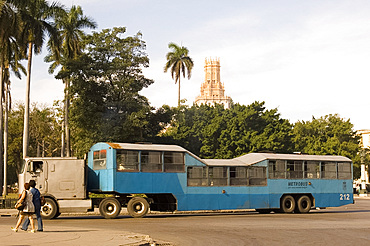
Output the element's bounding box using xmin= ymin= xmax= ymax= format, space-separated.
xmin=134 ymin=202 xmax=144 ymax=213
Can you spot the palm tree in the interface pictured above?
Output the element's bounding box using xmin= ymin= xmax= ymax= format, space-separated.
xmin=45 ymin=5 xmax=96 ymax=157
xmin=0 ymin=0 xmax=26 ymax=195
xmin=164 ymin=42 xmax=194 ymax=107
xmin=10 ymin=0 xmax=63 ymax=158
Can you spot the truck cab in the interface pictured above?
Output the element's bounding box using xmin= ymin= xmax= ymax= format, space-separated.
xmin=19 ymin=157 xmax=91 ymax=219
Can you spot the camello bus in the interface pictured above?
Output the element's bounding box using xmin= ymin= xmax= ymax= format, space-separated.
xmin=19 ymin=142 xmax=353 ymax=219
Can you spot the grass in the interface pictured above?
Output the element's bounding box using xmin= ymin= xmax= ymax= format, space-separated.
xmin=0 ymin=193 xmax=18 ymax=199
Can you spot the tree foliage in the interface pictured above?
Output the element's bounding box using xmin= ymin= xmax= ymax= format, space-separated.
xmin=293 ymin=114 xmax=360 ymax=177
xmin=7 ymin=102 xmax=62 ymax=184
xmin=63 ymin=27 xmax=159 ymax=156
xmin=162 ymin=101 xmax=294 ymax=159
xmin=293 ymin=114 xmax=359 ymax=156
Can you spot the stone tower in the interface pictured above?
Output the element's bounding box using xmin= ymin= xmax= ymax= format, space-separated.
xmin=195 ymin=58 xmax=231 ymax=109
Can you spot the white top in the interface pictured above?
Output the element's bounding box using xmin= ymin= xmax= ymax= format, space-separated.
xmin=202 ymin=153 xmax=352 ymax=166
xmin=23 ymin=190 xmax=35 ymax=213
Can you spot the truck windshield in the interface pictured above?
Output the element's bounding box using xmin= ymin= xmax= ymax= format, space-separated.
xmin=20 ymin=159 xmax=26 ymax=174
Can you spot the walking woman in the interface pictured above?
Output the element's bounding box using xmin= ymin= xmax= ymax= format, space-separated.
xmin=11 ymin=183 xmax=36 ymax=233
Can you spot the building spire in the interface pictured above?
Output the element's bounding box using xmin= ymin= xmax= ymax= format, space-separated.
xmin=195 ymin=57 xmax=231 ymax=108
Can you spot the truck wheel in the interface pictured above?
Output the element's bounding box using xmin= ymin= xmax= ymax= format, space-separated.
xmin=280 ymin=195 xmax=296 ymax=213
xmin=295 ymin=195 xmax=311 ymax=213
xmin=99 ymin=198 xmax=121 ymax=219
xmin=127 ymin=197 xmax=149 ymax=218
xmin=41 ymin=198 xmax=58 ymax=220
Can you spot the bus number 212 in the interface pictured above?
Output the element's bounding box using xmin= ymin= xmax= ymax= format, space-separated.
xmin=340 ymin=194 xmax=350 ymax=200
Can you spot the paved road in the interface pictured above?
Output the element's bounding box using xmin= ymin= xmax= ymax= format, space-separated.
xmin=1 ymin=198 xmax=370 ymax=245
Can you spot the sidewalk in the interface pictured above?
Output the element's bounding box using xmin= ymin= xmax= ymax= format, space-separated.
xmin=0 ymin=209 xmax=164 ymax=246
xmin=0 ymin=225 xmax=157 ymax=246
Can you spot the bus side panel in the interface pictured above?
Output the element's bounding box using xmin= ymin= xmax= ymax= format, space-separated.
xmin=313 ymin=192 xmax=353 ymax=208
xmin=177 ymin=186 xmax=270 ymax=211
xmin=112 ymin=172 xmax=185 ymax=194
xmin=268 ymin=179 xmax=353 ymax=208
xmin=176 ymin=194 xmax=270 ymax=211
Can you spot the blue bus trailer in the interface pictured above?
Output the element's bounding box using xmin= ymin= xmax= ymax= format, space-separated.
xmin=18 ymin=142 xmax=353 ymax=219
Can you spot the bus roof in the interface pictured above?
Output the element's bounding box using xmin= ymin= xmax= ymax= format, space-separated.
xmin=203 ymin=153 xmax=352 ymax=166
xmin=106 ymin=142 xmax=188 ymax=152
xmin=103 ymin=143 xmax=352 ymax=166
xmin=105 ymin=142 xmax=206 ymax=164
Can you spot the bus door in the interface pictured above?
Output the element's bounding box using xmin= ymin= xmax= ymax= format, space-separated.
xmin=26 ymin=160 xmax=48 ymax=193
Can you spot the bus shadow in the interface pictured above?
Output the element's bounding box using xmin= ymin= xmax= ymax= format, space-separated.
xmin=52 ymin=208 xmax=370 ymax=220
xmin=310 ymin=209 xmax=370 ymax=214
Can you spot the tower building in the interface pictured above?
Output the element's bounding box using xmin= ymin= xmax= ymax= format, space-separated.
xmin=195 ymin=58 xmax=231 ymax=109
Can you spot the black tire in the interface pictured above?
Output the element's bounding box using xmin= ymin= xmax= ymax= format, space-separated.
xmin=255 ymin=209 xmax=273 ymax=214
xmin=54 ymin=211 xmax=61 ymax=219
xmin=127 ymin=197 xmax=150 ymax=218
xmin=99 ymin=198 xmax=121 ymax=219
xmin=280 ymin=195 xmax=296 ymax=213
xmin=295 ymin=195 xmax=311 ymax=213
xmin=41 ymin=198 xmax=58 ymax=220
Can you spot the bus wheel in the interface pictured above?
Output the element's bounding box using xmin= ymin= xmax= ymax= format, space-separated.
xmin=296 ymin=195 xmax=311 ymax=213
xmin=99 ymin=198 xmax=121 ymax=219
xmin=280 ymin=195 xmax=296 ymax=213
xmin=127 ymin=197 xmax=149 ymax=218
xmin=41 ymin=198 xmax=58 ymax=220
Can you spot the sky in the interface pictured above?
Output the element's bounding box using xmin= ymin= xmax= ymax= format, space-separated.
xmin=10 ymin=0 xmax=370 ymax=130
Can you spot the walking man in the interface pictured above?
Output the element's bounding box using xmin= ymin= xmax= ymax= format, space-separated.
xmin=21 ymin=180 xmax=43 ymax=231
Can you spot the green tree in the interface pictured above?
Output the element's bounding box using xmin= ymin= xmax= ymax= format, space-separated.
xmin=63 ymin=27 xmax=154 ymax=156
xmin=164 ymin=42 xmax=194 ymax=107
xmin=7 ymin=103 xmax=63 ymax=185
xmin=293 ymin=114 xmax=360 ymax=177
xmin=162 ymin=101 xmax=294 ymax=159
xmin=216 ymin=102 xmax=293 ymax=158
xmin=45 ymin=5 xmax=96 ymax=157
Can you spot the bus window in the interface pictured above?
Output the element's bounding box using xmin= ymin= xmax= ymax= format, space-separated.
xmin=209 ymin=167 xmax=227 ymax=186
xmin=321 ymin=162 xmax=337 ymax=179
xmin=230 ymin=167 xmax=247 ymax=186
xmin=248 ymin=167 xmax=267 ymax=186
xmin=93 ymin=150 xmax=107 ymax=170
xmin=305 ymin=161 xmax=320 ymax=178
xmin=287 ymin=161 xmax=303 ymax=179
xmin=164 ymin=152 xmax=185 ymax=172
xmin=268 ymin=160 xmax=285 ymax=179
xmin=187 ymin=166 xmax=208 ymax=186
xmin=141 ymin=151 xmax=162 ymax=172
xmin=338 ymin=162 xmax=352 ymax=179
xmin=116 ymin=150 xmax=139 ymax=172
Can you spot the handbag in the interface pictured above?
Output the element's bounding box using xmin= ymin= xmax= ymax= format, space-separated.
xmin=15 ymin=199 xmax=26 ymax=211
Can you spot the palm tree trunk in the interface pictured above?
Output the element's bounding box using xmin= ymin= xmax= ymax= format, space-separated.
xmin=178 ymin=77 xmax=181 ymax=107
xmin=3 ymin=80 xmax=9 ymax=196
xmin=0 ymin=65 xmax=4 ymax=196
xmin=61 ymin=121 xmax=64 ymax=157
xmin=23 ymin=42 xmax=32 ymax=159
xmin=65 ymin=78 xmax=70 ymax=157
